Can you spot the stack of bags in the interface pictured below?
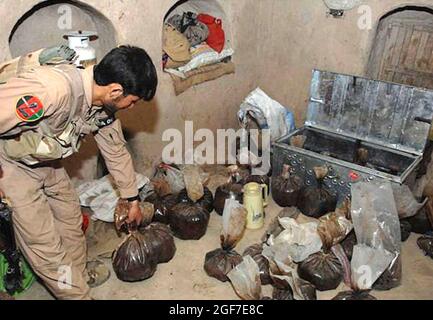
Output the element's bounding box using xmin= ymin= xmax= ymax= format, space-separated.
xmin=162 ymin=11 xmax=235 ymax=95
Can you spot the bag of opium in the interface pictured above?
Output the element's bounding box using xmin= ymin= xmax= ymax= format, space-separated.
xmin=297 ymin=166 xmax=337 ymax=218
xmin=204 ymin=199 xmax=247 ymax=282
xmin=271 ymin=164 xmax=303 ymax=207
xmin=169 ymin=166 xmax=213 ymax=240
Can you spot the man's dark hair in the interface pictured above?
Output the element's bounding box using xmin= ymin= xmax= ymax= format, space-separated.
xmin=94 ymin=45 xmax=158 ymax=101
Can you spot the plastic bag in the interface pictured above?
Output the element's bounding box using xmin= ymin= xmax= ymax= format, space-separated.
xmin=242 ymin=244 xmax=271 ymax=285
xmin=227 ymin=256 xmax=265 ymax=300
xmin=204 ymin=199 xmax=247 ymax=282
xmin=153 ymin=163 xmax=185 ymax=195
xmin=262 ymin=207 xmax=301 ymax=243
xmin=139 ymin=223 xmax=176 ymax=264
xmin=214 ymin=166 xmax=245 ymax=216
xmin=400 ymin=220 xmax=412 ymax=242
xmin=392 ymin=184 xmax=427 ymax=219
xmin=350 ymin=181 xmax=402 ymax=291
xmin=332 ymin=290 xmax=377 ymax=300
xmin=112 ymin=227 xmax=158 ymax=282
xmin=238 ymin=88 xmax=296 ymax=144
xmin=417 ymin=235 xmax=433 ymax=259
xmin=267 ymin=218 xmax=322 ymax=263
xmin=271 ymin=165 xmax=303 ymax=208
xmin=169 ymin=202 xmax=210 ymax=240
xmin=297 ymin=251 xmax=343 ymax=291
xmin=340 ymin=231 xmax=357 ymax=261
xmin=214 ymin=180 xmax=243 ymax=216
xmin=273 ymin=287 xmax=293 ymax=300
xmin=78 ymin=173 xmax=150 ymax=223
xmin=262 ymin=244 xmax=317 ymax=300
xmin=317 ymin=201 xmax=353 ymax=250
xmin=182 ymin=165 xmax=205 ymax=202
xmin=177 ymin=187 xmax=214 ymax=213
xmin=405 ymin=205 xmax=433 ymax=234
xmin=145 ymin=193 xmax=178 ymax=224
xmin=297 ymin=166 xmax=337 ymax=218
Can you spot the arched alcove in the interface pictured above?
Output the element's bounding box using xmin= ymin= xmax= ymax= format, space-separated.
xmin=162 ymin=0 xmax=235 ymax=95
xmin=367 ymin=6 xmax=433 ymax=89
xmin=9 ymin=0 xmax=117 ymax=61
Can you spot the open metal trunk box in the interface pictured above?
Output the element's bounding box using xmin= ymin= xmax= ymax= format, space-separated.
xmin=273 ymin=69 xmax=433 ymax=203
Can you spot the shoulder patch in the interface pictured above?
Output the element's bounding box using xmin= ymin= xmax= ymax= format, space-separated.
xmin=16 ymin=96 xmax=45 ymax=122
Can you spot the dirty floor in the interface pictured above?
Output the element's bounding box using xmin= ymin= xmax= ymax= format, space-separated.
xmin=16 ymin=167 xmax=433 ymax=301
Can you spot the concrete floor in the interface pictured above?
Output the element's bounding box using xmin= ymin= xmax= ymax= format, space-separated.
xmin=16 ymin=168 xmax=433 ymax=301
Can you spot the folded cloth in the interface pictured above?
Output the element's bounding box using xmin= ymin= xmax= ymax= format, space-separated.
xmin=167 ymin=12 xmax=209 ymax=47
xmin=162 ymin=24 xmax=191 ymax=63
xmin=170 ymin=61 xmax=235 ymax=96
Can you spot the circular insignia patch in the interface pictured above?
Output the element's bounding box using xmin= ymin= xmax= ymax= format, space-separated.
xmin=16 ymin=96 xmax=45 ymax=122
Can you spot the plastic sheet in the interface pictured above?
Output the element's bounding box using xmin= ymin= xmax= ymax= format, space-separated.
xmin=78 ymin=173 xmax=150 ymax=223
xmin=350 ymin=181 xmax=402 ymax=291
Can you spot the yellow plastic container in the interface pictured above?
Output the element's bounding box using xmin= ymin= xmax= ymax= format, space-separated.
xmin=243 ymin=182 xmax=268 ymax=230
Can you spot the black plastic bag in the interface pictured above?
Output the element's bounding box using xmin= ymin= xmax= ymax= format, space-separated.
xmin=178 ymin=187 xmax=214 ymax=214
xmin=297 ymin=167 xmax=337 ymax=218
xmin=145 ymin=193 xmax=178 ymax=225
xmin=242 ymin=244 xmax=271 ymax=285
xmin=139 ymin=223 xmax=176 ymax=264
xmin=400 ymin=220 xmax=412 ymax=242
xmin=405 ymin=206 xmax=433 ymax=234
xmin=204 ymin=199 xmax=247 ymax=282
xmin=204 ymin=248 xmax=243 ymax=282
xmin=298 ymin=251 xmax=343 ymax=291
xmin=169 ymin=202 xmax=210 ymax=240
xmin=417 ymin=235 xmax=433 ymax=259
xmin=271 ymin=165 xmax=303 ymax=208
xmin=272 ymin=287 xmax=293 ymax=300
xmin=112 ymin=228 xmax=158 ymax=282
xmin=214 ymin=183 xmax=243 ymax=216
xmin=373 ymin=256 xmax=402 ymax=291
xmin=332 ymin=290 xmax=377 ymax=300
xmin=341 ymin=231 xmax=357 ymax=261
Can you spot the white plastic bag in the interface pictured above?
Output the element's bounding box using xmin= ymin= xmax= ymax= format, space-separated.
xmin=227 ymin=256 xmax=263 ymax=300
xmin=222 ymin=199 xmax=247 ymax=249
xmin=238 ymin=88 xmax=296 ymax=143
xmin=392 ymin=184 xmax=427 ymax=219
xmin=267 ymin=218 xmax=322 ymax=263
xmin=350 ymin=181 xmax=402 ymax=290
xmin=78 ymin=173 xmax=150 ymax=223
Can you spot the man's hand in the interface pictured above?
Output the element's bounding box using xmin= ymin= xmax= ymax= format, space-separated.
xmin=126 ymin=200 xmax=143 ymax=226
